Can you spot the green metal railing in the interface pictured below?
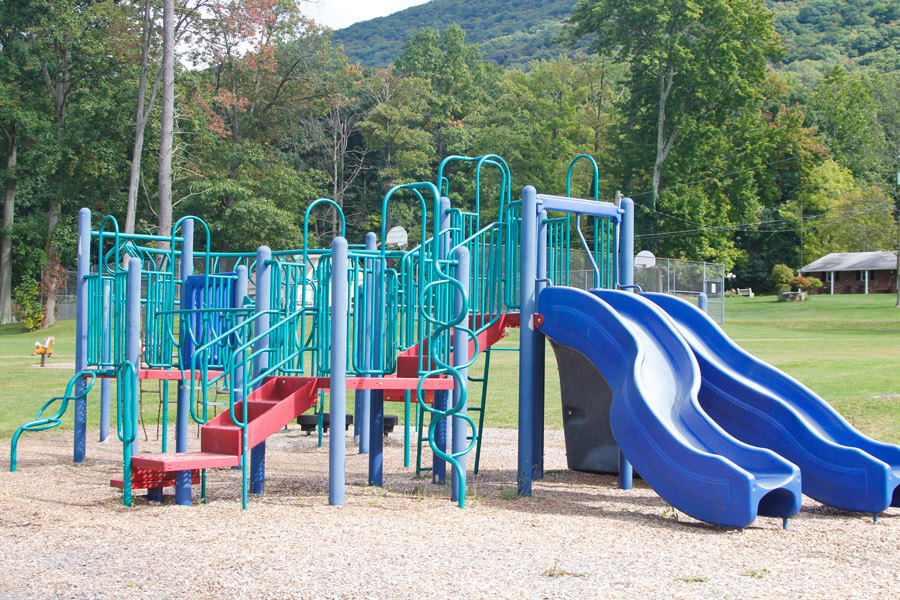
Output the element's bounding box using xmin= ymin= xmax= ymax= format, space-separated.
xmin=117 ymin=361 xmax=139 ymax=507
xmin=10 ymin=370 xmax=102 ymax=472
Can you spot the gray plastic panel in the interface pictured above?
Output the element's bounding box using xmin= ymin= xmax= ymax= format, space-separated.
xmin=549 ymin=340 xmax=619 ymax=474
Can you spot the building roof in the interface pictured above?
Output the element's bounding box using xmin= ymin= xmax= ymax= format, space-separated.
xmin=800 ymin=251 xmax=898 ymax=273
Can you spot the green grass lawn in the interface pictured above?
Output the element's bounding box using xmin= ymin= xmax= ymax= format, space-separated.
xmin=1 ymin=292 xmax=898 ymax=447
xmin=721 ymin=293 xmax=900 ymax=443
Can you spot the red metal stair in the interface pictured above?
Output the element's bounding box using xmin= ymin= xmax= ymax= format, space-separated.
xmin=112 ymin=377 xmax=319 ymax=489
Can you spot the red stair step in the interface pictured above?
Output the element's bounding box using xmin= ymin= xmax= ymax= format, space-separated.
xmin=131 ymin=451 xmax=240 ymax=472
xmin=201 ymin=424 xmax=243 ymax=456
xmin=110 ymin=468 xmax=201 ymax=490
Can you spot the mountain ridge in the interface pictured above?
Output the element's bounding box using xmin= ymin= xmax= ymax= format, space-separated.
xmin=330 ymin=0 xmax=900 ymax=73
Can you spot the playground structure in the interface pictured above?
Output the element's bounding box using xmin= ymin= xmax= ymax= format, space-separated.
xmin=11 ymin=153 xmax=900 ymax=528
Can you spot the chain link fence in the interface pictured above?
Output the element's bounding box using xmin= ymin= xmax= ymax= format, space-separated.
xmin=633 ymin=257 xmax=726 ymax=324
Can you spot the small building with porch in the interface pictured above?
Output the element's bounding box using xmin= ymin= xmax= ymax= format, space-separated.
xmin=799 ymin=251 xmax=898 ymax=294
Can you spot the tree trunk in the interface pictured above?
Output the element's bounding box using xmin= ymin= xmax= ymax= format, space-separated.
xmin=42 ymin=197 xmax=61 ymax=328
xmin=157 ymin=0 xmax=175 ymax=250
xmin=126 ymin=0 xmax=161 ymax=235
xmin=0 ymin=126 xmax=16 ymax=324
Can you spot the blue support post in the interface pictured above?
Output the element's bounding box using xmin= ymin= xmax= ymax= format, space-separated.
xmin=74 ymin=208 xmax=90 ymax=463
xmin=329 ymin=237 xmax=348 ymax=506
xmin=432 ymin=197 xmax=452 ymax=485
xmin=357 ymin=232 xmax=376 ymax=454
xmin=518 ymin=186 xmax=538 ymax=496
xmin=450 ymin=246 xmax=470 ymax=504
xmin=234 ymin=266 xmax=249 ymax=501
xmin=534 ymin=209 xmax=548 ymax=480
xmin=127 ymin=258 xmax=153 ymax=501
xmin=368 ymin=251 xmax=385 ymax=486
xmin=175 ymin=219 xmax=194 ymax=506
xmin=99 ymin=279 xmax=111 ymax=442
xmin=617 ymin=196 xmax=635 ymax=491
xmin=125 ymin=257 xmax=142 ymax=506
xmin=250 ymin=246 xmax=272 ymax=495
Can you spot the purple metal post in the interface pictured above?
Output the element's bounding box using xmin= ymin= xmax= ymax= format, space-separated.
xmin=518 ymin=186 xmax=538 ymax=496
xmin=450 ymin=245 xmax=470 ymax=504
xmin=250 ymin=246 xmax=271 ymax=494
xmin=368 ymin=250 xmax=385 ymax=486
xmin=74 ymin=208 xmax=90 ymax=463
xmin=357 ymin=232 xmax=376 ymax=453
xmin=174 ymin=219 xmax=194 ymax=506
xmin=329 ymin=237 xmax=348 ymax=506
xmin=99 ymin=279 xmax=111 ymax=442
xmin=432 ymin=197 xmax=451 ymax=485
xmin=533 ymin=208 xmax=548 ymax=480
xmin=617 ymin=196 xmax=635 ymax=490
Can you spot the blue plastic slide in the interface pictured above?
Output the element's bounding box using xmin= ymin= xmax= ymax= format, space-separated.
xmin=538 ymin=286 xmax=801 ymax=527
xmin=645 ymin=292 xmax=900 ymax=513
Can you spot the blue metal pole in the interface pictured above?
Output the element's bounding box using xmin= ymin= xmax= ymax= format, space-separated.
xmin=99 ymin=279 xmax=111 ymax=442
xmin=127 ymin=258 xmax=151 ymax=501
xmin=432 ymin=197 xmax=451 ymax=485
xmin=128 ymin=267 xmax=161 ymax=492
xmin=250 ymin=246 xmax=271 ymax=495
xmin=74 ymin=208 xmax=90 ymax=463
xmin=518 ymin=186 xmax=538 ymax=496
xmin=358 ymin=232 xmax=376 ymax=454
xmin=234 ymin=265 xmax=249 ymax=500
xmin=698 ymin=292 xmax=708 ymax=313
xmin=175 ymin=219 xmax=194 ymax=506
xmin=533 ymin=209 xmax=547 ymax=480
xmin=617 ymin=196 xmax=635 ymax=491
xmin=368 ymin=252 xmax=384 ymax=486
xmin=329 ymin=237 xmax=348 ymax=506
xmin=450 ymin=245 xmax=470 ymax=504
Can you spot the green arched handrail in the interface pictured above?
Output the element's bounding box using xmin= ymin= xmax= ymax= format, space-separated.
xmin=437 ymin=154 xmax=512 ymax=223
xmin=303 ymin=198 xmax=346 ymax=265
xmin=566 ymin=154 xmax=600 ymax=201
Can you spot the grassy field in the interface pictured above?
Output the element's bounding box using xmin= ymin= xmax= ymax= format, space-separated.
xmin=1 ymin=293 xmax=898 ymax=445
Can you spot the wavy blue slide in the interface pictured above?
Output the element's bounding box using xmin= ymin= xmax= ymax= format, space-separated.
xmin=538 ymin=286 xmax=801 ymax=527
xmin=645 ymin=292 xmax=900 ymax=513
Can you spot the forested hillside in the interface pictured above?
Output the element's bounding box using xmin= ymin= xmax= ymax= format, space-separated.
xmin=334 ymin=0 xmax=900 ymax=73
xmin=2 ymin=0 xmax=898 ymax=327
xmin=333 ymin=0 xmax=579 ymax=68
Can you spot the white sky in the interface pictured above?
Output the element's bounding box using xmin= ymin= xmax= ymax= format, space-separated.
xmin=303 ymin=0 xmax=430 ymax=30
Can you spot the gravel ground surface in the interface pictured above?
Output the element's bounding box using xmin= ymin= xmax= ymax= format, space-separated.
xmin=1 ymin=426 xmax=898 ymax=599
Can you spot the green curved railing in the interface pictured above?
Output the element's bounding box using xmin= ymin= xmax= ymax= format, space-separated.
xmin=437 ymin=154 xmax=512 ymax=226
xmin=10 ymin=370 xmax=101 ymax=472
xmin=380 ymin=181 xmax=478 ymax=507
xmin=116 ymin=361 xmax=139 ymax=507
